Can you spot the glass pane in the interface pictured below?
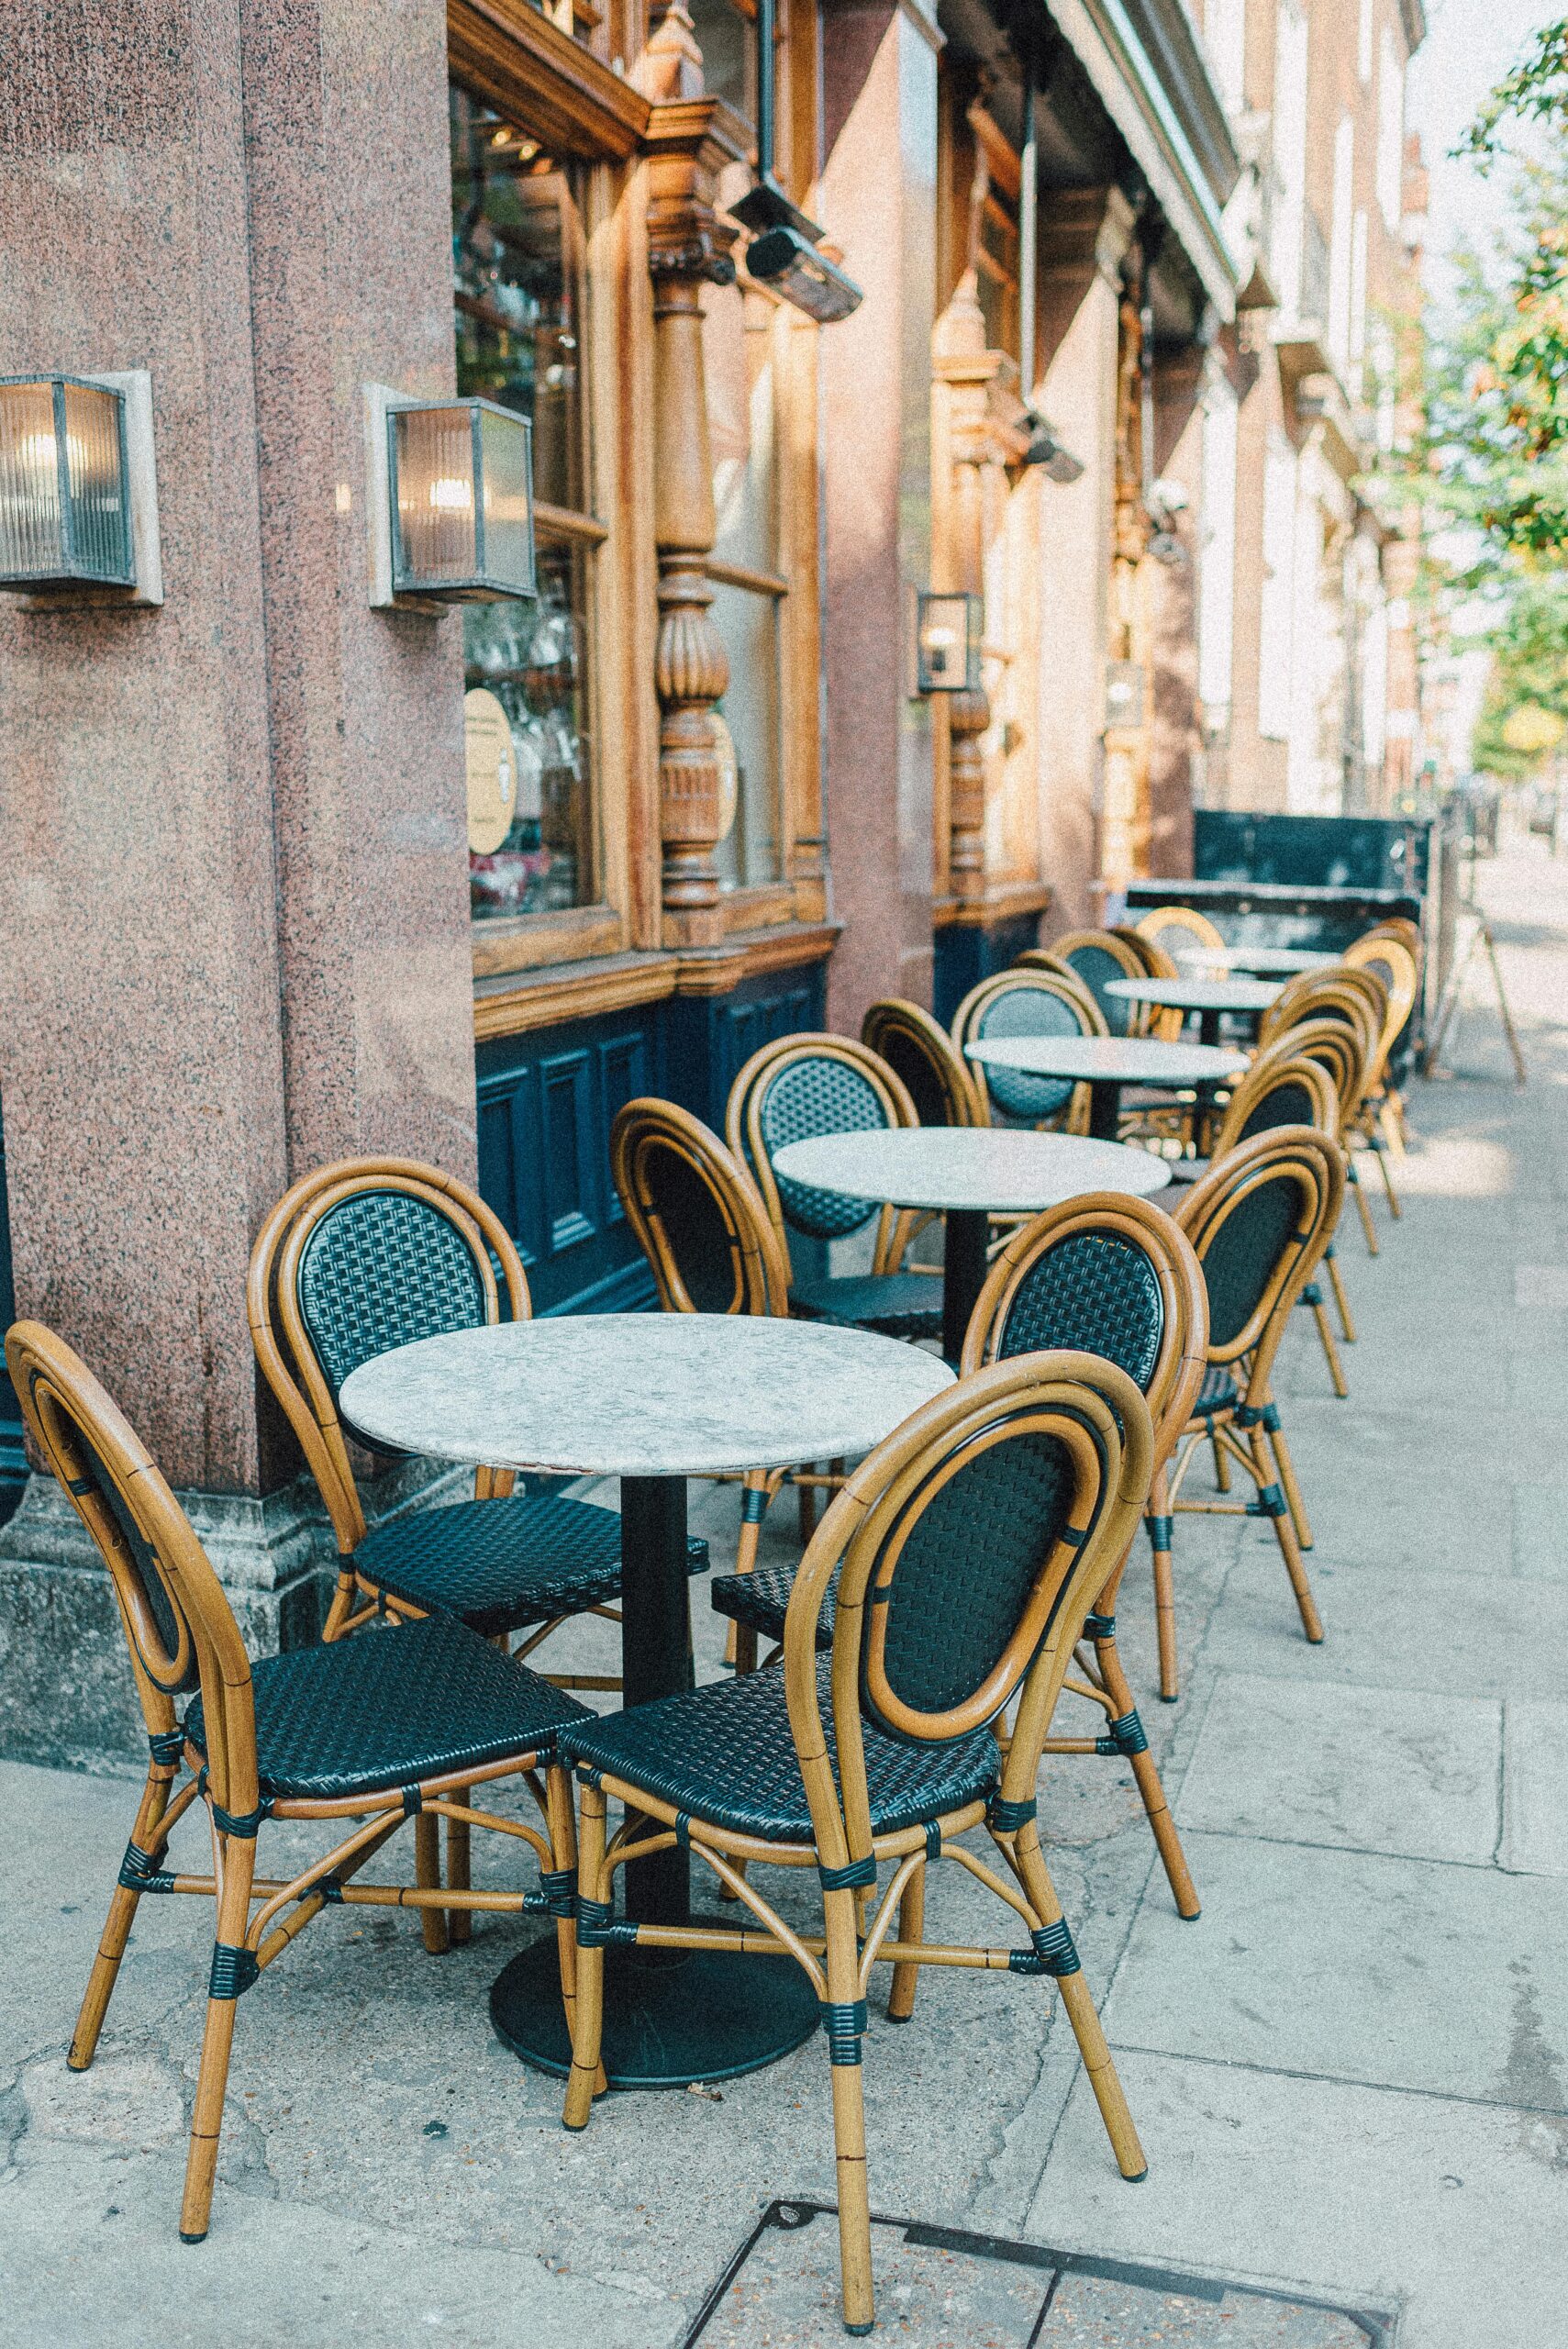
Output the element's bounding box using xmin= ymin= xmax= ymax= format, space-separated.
xmin=0 ymin=380 xmax=64 ymax=579
xmin=704 ymin=279 xmax=784 ymax=890
xmin=393 ymin=405 xmax=478 ymax=584
xmin=711 ymin=581 xmax=781 ymax=890
xmin=451 ymin=82 xmax=595 ymax=920
xmin=60 ymin=383 xmax=129 ymax=583
xmin=687 ymin=0 xmax=755 ymax=120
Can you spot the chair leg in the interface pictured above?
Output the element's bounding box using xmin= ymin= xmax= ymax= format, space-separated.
xmin=1325 ymin=1245 xmax=1357 ymax=1343
xmin=1308 ymin=1293 xmax=1349 ymax=1397
xmin=1209 ymin=1425 xmax=1231 ymax=1492
xmin=563 ymin=1781 xmax=608 ymax=2132
xmin=1146 ymin=1468 xmax=1180 ymax=1704
xmin=447 ymin=1802 xmax=473 ymax=1946
xmin=1250 ymin=1429 xmax=1322 ymax=1644
xmin=414 ymin=1811 xmax=449 ymax=1955
xmin=823 ymin=1887 xmax=875 ymax=2334
xmin=1266 ymin=1412 xmax=1313 ymax=1551
xmin=1373 ymin=1141 xmax=1403 ymax=1219
xmin=1350 ymin=1163 xmax=1379 ymax=1255
xmin=1011 ymin=1834 xmax=1145 ymax=2183
xmin=1092 ymin=1630 xmax=1198 ymax=1918
xmin=886 ymin=1862 xmax=927 ymax=2021
xmin=71 ymin=1765 xmax=175 ymax=2071
xmin=1381 ymin=1093 xmax=1407 ymax=1156
xmin=321 ymin=1567 xmax=359 ymax=1642
xmin=179 ymin=1831 xmax=257 ymax=2243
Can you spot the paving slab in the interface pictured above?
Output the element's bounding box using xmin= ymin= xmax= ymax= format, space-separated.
xmin=1499 ymin=1699 xmax=1568 ymax=1876
xmin=1173 ymin=1673 xmax=1502 ymax=1865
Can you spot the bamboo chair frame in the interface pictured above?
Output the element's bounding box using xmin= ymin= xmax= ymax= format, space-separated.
xmin=1156 ymin=1129 xmax=1344 ymax=1699
xmin=1106 ymin=928 xmax=1184 ymax=1039
xmin=725 ymin=1033 xmax=923 ymax=1286
xmin=1202 ymin=1046 xmax=1351 ymax=1397
xmin=7 ymin=1319 xmax=584 ymax=2248
xmin=562 ymin=1354 xmax=1155 ymax=2336
xmin=861 ymin=997 xmax=985 ymax=1127
xmin=1134 ymin=905 xmax=1228 ymax=972
xmin=1256 ymin=983 xmax=1385 ymax=1253
xmin=1026 ymin=930 xmax=1149 ymax=1032
xmin=1344 ymin=930 xmax=1419 ymax=1171
xmin=960 ymin=1196 xmax=1208 ymax=1917
xmin=951 ymin=968 xmax=1106 ymax=1133
xmin=1358 ymin=920 xmax=1420 ymax=1144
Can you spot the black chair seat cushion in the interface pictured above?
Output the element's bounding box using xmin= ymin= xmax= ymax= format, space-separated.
xmin=1191 ymin=1364 xmax=1240 ymax=1418
xmin=183 ymin=1615 xmax=592 ymax=1802
xmin=788 ymin=1270 xmax=943 ymax=1341
xmin=711 ymin=1560 xmax=828 ymax=1651
xmin=353 ymin=1497 xmax=708 ymax=1640
xmin=562 ymin=1658 xmax=998 ymax=1843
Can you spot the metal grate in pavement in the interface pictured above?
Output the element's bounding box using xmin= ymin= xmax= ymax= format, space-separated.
xmin=683 ymin=2202 xmax=1393 ymax=2348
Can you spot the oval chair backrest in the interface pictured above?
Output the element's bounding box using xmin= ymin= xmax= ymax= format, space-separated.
xmin=1344 ymin=933 xmax=1418 ymax=1080
xmin=1030 ymin=931 xmax=1147 ymax=1036
xmin=779 ymin=1355 xmax=1153 ymax=1872
xmin=1211 ymin=1047 xmax=1340 ymax=1156
xmin=611 ymin=1098 xmax=785 ymax=1317
xmin=1259 ymin=974 xmax=1377 ymax=1076
xmin=862 ymin=998 xmax=981 ymax=1127
xmin=6 ymin=1320 xmax=257 ymax=1812
xmin=729 ymin=1035 xmax=917 ymax=1258
xmin=1135 ymin=905 xmax=1227 ymax=970
xmin=1174 ymin=1128 xmax=1344 ymax=1381
xmin=961 ymin=1195 xmax=1209 ymax=1475
xmin=250 ymin=1159 xmax=528 ymax=1553
xmin=1263 ymin=1016 xmax=1367 ymax=1128
xmin=952 ymin=970 xmax=1106 ymax=1126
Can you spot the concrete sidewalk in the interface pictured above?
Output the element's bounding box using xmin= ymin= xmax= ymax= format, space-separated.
xmin=3 ymin=842 xmax=1564 ymax=2347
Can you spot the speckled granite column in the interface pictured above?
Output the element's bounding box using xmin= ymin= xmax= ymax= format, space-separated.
xmin=0 ymin=1 xmax=476 ymax=1760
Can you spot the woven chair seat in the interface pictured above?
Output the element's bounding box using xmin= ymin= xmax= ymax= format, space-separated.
xmin=561 ymin=1657 xmax=998 ymax=1842
xmin=788 ymin=1270 xmax=943 ymax=1341
xmin=183 ymin=1615 xmax=593 ymax=1802
xmin=711 ymin=1560 xmax=832 ymax=1652
xmin=1191 ymin=1365 xmax=1240 ymax=1418
xmin=353 ymin=1497 xmax=708 ymax=1640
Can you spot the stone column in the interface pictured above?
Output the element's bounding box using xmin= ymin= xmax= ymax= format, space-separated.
xmin=0 ymin=1 xmax=476 ymax=1757
xmin=820 ymin=0 xmax=940 ymax=1028
xmin=1034 ymin=187 xmax=1134 ymax=930
xmin=932 ymin=274 xmax=996 ymax=905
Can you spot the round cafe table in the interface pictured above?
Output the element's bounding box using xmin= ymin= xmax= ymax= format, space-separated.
xmin=339 ymin=1314 xmax=952 ymax=2090
xmin=1174 ymin=945 xmax=1336 ymax=979
xmin=1104 ymin=972 xmax=1282 ymax=1049
xmin=964 ymin=1033 xmax=1246 ymax=1143
xmin=772 ymin=1126 xmax=1171 ymax=1365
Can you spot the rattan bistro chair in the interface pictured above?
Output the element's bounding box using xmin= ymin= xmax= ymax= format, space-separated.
xmin=862 ymin=997 xmax=984 ymax=1127
xmin=1257 ymin=983 xmax=1385 ymax=1255
xmin=1135 ymin=904 xmax=1228 ymax=971
xmin=250 ymin=1158 xmax=708 ymax=1667
xmin=562 ymin=1354 xmax=1155 ymax=2336
xmin=8 ymin=1319 xmax=591 ymax=2248
xmin=1158 ymin=1129 xmax=1345 ymax=1699
xmin=951 ymin=968 xmax=1106 ymax=1130
xmin=1022 ymin=929 xmax=1148 ymax=1035
xmin=726 ymin=1035 xmax=943 ymax=1342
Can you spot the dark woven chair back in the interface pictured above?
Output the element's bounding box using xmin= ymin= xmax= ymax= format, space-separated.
xmin=952 ymin=970 xmax=1106 ymax=1125
xmin=250 ymin=1159 xmax=528 ymax=1554
xmin=611 ymin=1098 xmax=784 ymax=1317
xmin=1174 ymin=1128 xmax=1344 ymax=1383
xmin=862 ymin=998 xmax=982 ymax=1127
xmin=1259 ymin=1014 xmax=1367 ymax=1130
xmin=1028 ymin=930 xmax=1147 ymax=1035
xmin=962 ymin=1195 xmax=1208 ymax=1472
xmin=1211 ymin=1045 xmax=1340 ymax=1156
xmin=728 ymin=1034 xmax=918 ymax=1263
xmin=1258 ymin=973 xmax=1377 ymax=1067
xmin=783 ymin=1355 xmax=1152 ymax=1863
xmin=6 ymin=1320 xmax=256 ymax=1810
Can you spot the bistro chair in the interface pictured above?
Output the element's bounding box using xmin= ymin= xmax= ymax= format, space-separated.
xmin=1345 ymin=929 xmax=1420 ymax=1150
xmin=1256 ymin=986 xmax=1385 ymax=1254
xmin=1107 ymin=927 xmax=1184 ymax=1039
xmin=7 ymin=1319 xmax=591 ymax=2248
xmin=861 ymin=997 xmax=984 ymax=1127
xmin=726 ymin=1035 xmax=942 ymax=1343
xmin=249 ymin=1157 xmax=709 ymax=1669
xmin=1135 ymin=904 xmax=1228 ymax=971
xmin=562 ymin=1353 xmax=1155 ymax=2336
xmin=1158 ymin=1128 xmax=1345 ymax=1699
xmin=951 ymin=968 xmax=1106 ymax=1131
xmin=1023 ymin=929 xmax=1148 ymax=1036
xmin=611 ymin=1097 xmax=840 ymax=1660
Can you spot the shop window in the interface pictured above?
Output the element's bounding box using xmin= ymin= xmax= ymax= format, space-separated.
xmin=704 ymin=278 xmax=785 ymax=891
xmin=685 ymin=0 xmax=758 ymax=125
xmin=451 ymin=83 xmax=598 ymax=921
xmin=975 ymin=177 xmax=1019 ymax=360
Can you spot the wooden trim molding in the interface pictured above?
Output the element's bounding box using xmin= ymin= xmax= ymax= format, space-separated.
xmin=473 ymin=925 xmax=840 ymax=1039
xmin=447 ymin=0 xmax=651 ymax=157
xmin=933 ymin=883 xmax=1053 ymax=931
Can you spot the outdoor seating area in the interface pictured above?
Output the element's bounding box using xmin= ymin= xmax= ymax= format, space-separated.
xmin=6 ymin=896 xmax=1438 ymax=2339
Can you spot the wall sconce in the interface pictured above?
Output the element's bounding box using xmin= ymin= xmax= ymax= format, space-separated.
xmin=0 ymin=371 xmax=162 ymax=605
xmin=1105 ymin=660 xmax=1147 ymax=731
xmin=366 ymin=388 xmax=535 ymax=607
xmin=915 ymin=590 xmax=982 ymax=695
xmin=743 ymin=225 xmax=862 ymax=324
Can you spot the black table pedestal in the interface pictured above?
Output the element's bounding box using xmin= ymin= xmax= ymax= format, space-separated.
xmin=941 ymin=1207 xmax=991 ymax=1364
xmin=490 ymin=1470 xmax=820 ymax=2087
xmin=1084 ymin=1081 xmax=1124 ymax=1143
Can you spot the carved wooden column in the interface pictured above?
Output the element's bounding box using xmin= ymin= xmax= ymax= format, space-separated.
xmin=1102 ymin=251 xmax=1154 ymax=888
xmin=641 ymin=11 xmax=739 ymax=949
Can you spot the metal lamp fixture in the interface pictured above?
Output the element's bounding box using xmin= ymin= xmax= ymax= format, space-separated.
xmin=1019 ymin=416 xmax=1086 ymax=484
xmin=386 ymin=396 xmax=536 ymax=602
xmin=732 ymin=0 xmax=862 ymax=323
xmin=916 ymin=590 xmax=982 ymax=694
xmin=1105 ymin=660 xmax=1147 ymax=731
xmin=0 ymin=372 xmax=161 ymax=602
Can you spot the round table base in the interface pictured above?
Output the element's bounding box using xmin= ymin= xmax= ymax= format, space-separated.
xmin=490 ymin=1933 xmax=822 ymax=2088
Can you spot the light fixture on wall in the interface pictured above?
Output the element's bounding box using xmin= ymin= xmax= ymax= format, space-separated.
xmin=731 ymin=0 xmax=862 ymax=323
xmin=0 ymin=371 xmax=162 ymax=603
xmin=915 ymin=590 xmax=982 ymax=695
xmin=1019 ymin=416 xmax=1086 ymax=484
xmin=1105 ymin=660 xmax=1147 ymax=731
xmin=366 ymin=388 xmax=536 ymax=607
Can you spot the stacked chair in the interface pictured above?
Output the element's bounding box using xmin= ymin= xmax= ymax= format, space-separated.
xmin=951 ymin=967 xmax=1105 ymax=1130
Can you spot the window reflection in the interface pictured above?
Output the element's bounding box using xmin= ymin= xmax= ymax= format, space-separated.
xmin=704 ymin=276 xmax=784 ymax=891
xmin=451 ymin=82 xmax=596 ymax=919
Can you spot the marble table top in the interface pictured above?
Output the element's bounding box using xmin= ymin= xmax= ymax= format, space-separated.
xmin=965 ymin=1034 xmax=1247 ymax=1085
xmin=1103 ymin=974 xmax=1283 ymax=1014
xmin=771 ymin=1127 xmax=1172 ymax=1214
xmin=339 ymin=1314 xmax=955 ymax=1481
xmin=1175 ymin=946 xmax=1337 ymax=978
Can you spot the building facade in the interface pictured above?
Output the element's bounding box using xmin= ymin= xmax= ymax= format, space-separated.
xmin=0 ymin=0 xmax=1244 ymax=1747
